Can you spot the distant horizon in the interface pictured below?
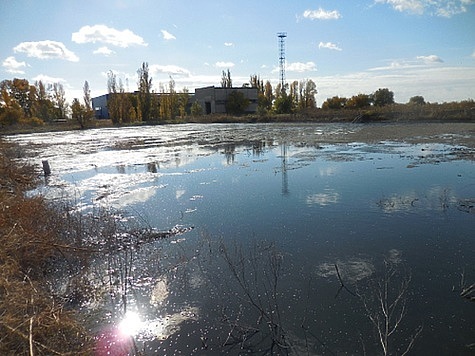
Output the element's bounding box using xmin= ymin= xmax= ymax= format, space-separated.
xmin=1 ymin=1 xmax=474 ymax=107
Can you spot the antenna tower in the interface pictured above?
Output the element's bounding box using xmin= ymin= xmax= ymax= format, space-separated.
xmin=277 ymin=32 xmax=287 ymax=90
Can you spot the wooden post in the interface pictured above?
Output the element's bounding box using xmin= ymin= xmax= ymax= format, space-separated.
xmin=42 ymin=160 xmax=51 ymax=176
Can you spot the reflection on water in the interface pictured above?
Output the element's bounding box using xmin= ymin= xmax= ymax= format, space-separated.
xmin=7 ymin=123 xmax=475 ymax=355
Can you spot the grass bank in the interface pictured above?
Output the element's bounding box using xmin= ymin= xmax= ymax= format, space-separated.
xmin=0 ymin=139 xmax=94 ymax=354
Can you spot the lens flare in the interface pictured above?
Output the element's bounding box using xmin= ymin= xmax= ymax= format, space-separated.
xmin=118 ymin=311 xmax=142 ymax=336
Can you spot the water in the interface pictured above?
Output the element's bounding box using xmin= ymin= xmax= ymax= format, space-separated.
xmin=8 ymin=123 xmax=475 ymax=355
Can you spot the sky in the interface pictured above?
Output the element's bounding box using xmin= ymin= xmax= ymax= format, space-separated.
xmin=1 ymin=0 xmax=475 ymax=106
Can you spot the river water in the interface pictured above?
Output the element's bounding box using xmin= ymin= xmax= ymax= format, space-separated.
xmin=7 ymin=123 xmax=475 ymax=355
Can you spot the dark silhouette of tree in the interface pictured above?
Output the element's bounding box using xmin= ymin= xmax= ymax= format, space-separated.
xmin=373 ymin=88 xmax=394 ymax=107
xmin=137 ymin=62 xmax=152 ymax=121
xmin=408 ymin=96 xmax=425 ymax=105
xmin=226 ymin=90 xmax=249 ymax=115
xmin=346 ymin=94 xmax=372 ymax=109
xmin=221 ymin=69 xmax=232 ymax=88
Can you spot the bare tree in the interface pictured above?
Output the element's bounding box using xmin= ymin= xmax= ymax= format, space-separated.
xmin=358 ymin=258 xmax=422 ymax=355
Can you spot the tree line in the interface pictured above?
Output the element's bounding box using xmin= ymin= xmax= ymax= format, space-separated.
xmin=2 ymin=62 xmax=473 ymax=128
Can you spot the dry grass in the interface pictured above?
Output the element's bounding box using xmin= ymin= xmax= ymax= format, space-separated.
xmin=0 ymin=139 xmax=93 ymax=354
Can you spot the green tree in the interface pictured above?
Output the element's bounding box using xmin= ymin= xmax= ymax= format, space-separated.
xmin=190 ymin=101 xmax=203 ymax=116
xmin=408 ymin=96 xmax=425 ymax=105
xmin=373 ymin=88 xmax=394 ymax=107
xmin=273 ymin=91 xmax=293 ymax=114
xmin=221 ymin=69 xmax=232 ymax=88
xmin=322 ymin=96 xmax=347 ymax=109
xmin=137 ymin=62 xmax=152 ymax=121
xmin=178 ymin=88 xmax=190 ymax=118
xmin=226 ymin=90 xmax=250 ymax=115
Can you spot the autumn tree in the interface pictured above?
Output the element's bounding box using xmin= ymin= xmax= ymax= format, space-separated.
xmin=221 ymin=69 xmax=232 ymax=88
xmin=33 ymin=80 xmax=53 ymax=121
xmin=346 ymin=93 xmax=372 ymax=109
xmin=0 ymin=82 xmax=23 ymax=125
xmin=137 ymin=62 xmax=152 ymax=121
xmin=72 ymin=81 xmax=93 ymax=129
xmin=298 ymin=79 xmax=317 ymax=109
xmin=178 ymin=88 xmax=190 ymax=118
xmin=322 ymin=96 xmax=347 ymax=109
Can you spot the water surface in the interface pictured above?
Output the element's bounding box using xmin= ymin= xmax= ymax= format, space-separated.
xmin=8 ymin=123 xmax=475 ymax=355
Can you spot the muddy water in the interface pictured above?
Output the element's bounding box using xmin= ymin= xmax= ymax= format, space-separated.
xmin=8 ymin=123 xmax=475 ymax=355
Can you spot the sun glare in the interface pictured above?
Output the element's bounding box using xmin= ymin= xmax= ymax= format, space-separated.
xmin=118 ymin=311 xmax=142 ymax=336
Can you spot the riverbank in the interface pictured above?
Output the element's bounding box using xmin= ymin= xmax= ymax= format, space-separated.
xmin=0 ymin=140 xmax=93 ymax=354
xmin=1 ymin=103 xmax=474 ymax=136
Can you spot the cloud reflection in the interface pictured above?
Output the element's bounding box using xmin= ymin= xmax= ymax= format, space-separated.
xmin=306 ymin=190 xmax=340 ymax=206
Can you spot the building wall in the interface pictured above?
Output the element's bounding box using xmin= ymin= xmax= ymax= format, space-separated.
xmin=194 ymin=86 xmax=258 ymax=114
xmin=91 ymin=94 xmax=109 ymax=119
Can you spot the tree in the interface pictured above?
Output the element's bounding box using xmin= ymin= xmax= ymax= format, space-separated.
xmin=33 ymin=80 xmax=48 ymax=121
xmin=83 ymin=81 xmax=93 ymax=117
xmin=226 ymin=90 xmax=249 ymax=115
xmin=178 ymin=88 xmax=190 ymax=118
xmin=52 ymin=82 xmax=67 ymax=119
xmin=346 ymin=93 xmax=372 ymax=109
xmin=137 ymin=62 xmax=152 ymax=121
xmin=258 ymin=80 xmax=274 ymax=114
xmin=0 ymin=83 xmax=23 ymax=125
xmin=373 ymin=88 xmax=394 ymax=107
xmin=322 ymin=96 xmax=347 ymax=109
xmin=71 ymin=98 xmax=86 ymax=129
xmin=221 ymin=69 xmax=232 ymax=88
xmin=298 ymin=79 xmax=317 ymax=109
xmin=273 ymin=91 xmax=293 ymax=114
xmin=107 ymin=71 xmax=120 ymax=124
xmin=71 ymin=81 xmax=93 ymax=129
xmin=190 ymin=101 xmax=203 ymax=116
xmin=408 ymin=96 xmax=425 ymax=105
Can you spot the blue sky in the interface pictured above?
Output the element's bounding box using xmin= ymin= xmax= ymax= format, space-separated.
xmin=1 ymin=0 xmax=474 ymax=106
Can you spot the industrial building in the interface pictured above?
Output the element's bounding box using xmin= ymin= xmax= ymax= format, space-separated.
xmin=91 ymin=86 xmax=258 ymax=119
xmin=193 ymin=86 xmax=258 ymax=115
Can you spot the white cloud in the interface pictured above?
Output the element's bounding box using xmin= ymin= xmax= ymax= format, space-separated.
xmin=369 ymin=55 xmax=443 ymax=71
xmin=93 ymin=46 xmax=115 ymax=56
xmin=215 ymin=61 xmax=235 ymax=68
xmin=224 ymin=42 xmax=234 ymax=47
xmin=416 ymin=54 xmax=444 ymax=63
xmin=286 ymin=61 xmax=317 ymax=72
xmin=318 ymin=42 xmax=342 ymax=51
xmin=2 ymin=56 xmax=27 ymax=74
xmin=149 ymin=64 xmax=191 ymax=77
xmin=303 ymin=8 xmax=341 ymax=20
xmin=161 ymin=30 xmax=176 ymax=40
xmin=33 ymin=74 xmax=66 ymax=84
xmin=375 ymin=0 xmax=474 ymax=17
xmin=375 ymin=0 xmax=425 ymax=14
xmin=13 ymin=40 xmax=79 ymax=62
xmin=72 ymin=24 xmax=147 ymax=48
xmin=472 ymin=50 xmax=475 ymax=58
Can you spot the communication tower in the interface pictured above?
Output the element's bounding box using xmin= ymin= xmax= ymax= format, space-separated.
xmin=277 ymin=32 xmax=287 ymax=90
